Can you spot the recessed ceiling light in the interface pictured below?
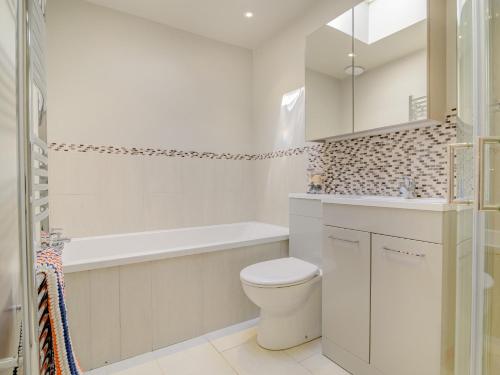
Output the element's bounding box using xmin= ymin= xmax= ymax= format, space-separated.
xmin=244 ymin=11 xmax=254 ymax=18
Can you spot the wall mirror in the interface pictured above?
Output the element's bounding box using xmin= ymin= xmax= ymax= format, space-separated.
xmin=305 ymin=0 xmax=445 ymax=141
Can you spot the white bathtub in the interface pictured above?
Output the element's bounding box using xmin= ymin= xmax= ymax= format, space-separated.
xmin=63 ymin=221 xmax=289 ymax=273
xmin=64 ymin=222 xmax=289 ymax=369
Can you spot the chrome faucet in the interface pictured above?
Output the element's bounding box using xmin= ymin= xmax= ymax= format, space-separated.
xmin=399 ymin=176 xmax=416 ymax=199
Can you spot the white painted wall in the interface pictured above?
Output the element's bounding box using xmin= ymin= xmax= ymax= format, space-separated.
xmin=252 ymin=0 xmax=358 ymax=154
xmin=305 ymin=69 xmax=352 ymax=139
xmin=354 ymin=49 xmax=427 ymax=131
xmin=306 ymin=50 xmax=425 ymax=138
xmin=253 ymin=0 xmax=359 ymax=226
xmin=47 ymin=0 xmax=253 ymax=154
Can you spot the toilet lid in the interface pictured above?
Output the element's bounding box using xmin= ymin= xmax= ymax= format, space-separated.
xmin=240 ymin=257 xmax=319 ymax=287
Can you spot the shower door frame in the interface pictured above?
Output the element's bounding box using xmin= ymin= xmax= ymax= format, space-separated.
xmin=467 ymin=0 xmax=498 ymax=373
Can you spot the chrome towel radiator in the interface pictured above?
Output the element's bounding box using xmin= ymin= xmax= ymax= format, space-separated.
xmin=16 ymin=0 xmax=60 ymax=374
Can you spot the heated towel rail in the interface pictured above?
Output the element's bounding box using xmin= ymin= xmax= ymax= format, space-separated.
xmin=409 ymin=95 xmax=428 ymax=122
xmin=16 ymin=0 xmax=50 ymax=374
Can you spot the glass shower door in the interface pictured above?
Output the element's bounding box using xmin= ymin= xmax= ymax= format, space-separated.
xmin=477 ymin=0 xmax=500 ymax=373
xmin=454 ymin=0 xmax=500 ymax=374
xmin=454 ymin=1 xmax=474 ymax=373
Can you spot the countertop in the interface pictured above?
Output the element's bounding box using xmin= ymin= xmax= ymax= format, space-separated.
xmin=289 ymin=193 xmax=455 ymax=212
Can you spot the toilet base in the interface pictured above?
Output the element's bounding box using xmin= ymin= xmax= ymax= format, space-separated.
xmin=256 ymin=279 xmax=321 ymax=350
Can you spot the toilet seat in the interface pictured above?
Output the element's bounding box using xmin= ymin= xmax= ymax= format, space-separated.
xmin=240 ymin=257 xmax=319 ymax=288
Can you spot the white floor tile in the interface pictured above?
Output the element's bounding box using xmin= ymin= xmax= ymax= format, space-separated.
xmin=205 ymin=318 xmax=258 ymax=342
xmin=156 ymin=342 xmax=236 ymax=374
xmin=150 ymin=336 xmax=209 ymax=360
xmin=209 ymin=327 xmax=257 ymax=352
xmin=84 ymin=368 xmax=107 ymax=375
xmin=86 ymin=319 xmax=335 ymax=375
xmin=300 ymin=354 xmax=350 ymax=375
xmin=100 ymin=351 xmax=155 ymax=374
xmin=109 ymin=361 xmax=162 ymax=375
xmin=285 ymin=338 xmax=322 ymax=362
xmin=222 ymin=339 xmax=310 ymax=375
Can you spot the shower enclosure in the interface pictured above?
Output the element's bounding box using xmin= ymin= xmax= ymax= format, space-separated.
xmin=452 ymin=0 xmax=500 ymax=374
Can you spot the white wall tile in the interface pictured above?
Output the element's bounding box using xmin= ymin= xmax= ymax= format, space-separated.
xmin=95 ymin=192 xmax=146 ymax=236
xmin=181 ymin=158 xmax=216 ymax=195
xmin=144 ymin=192 xmax=184 ymax=230
xmin=214 ymin=160 xmax=244 ymax=193
xmin=50 ymin=154 xmax=278 ymax=238
xmin=49 ymin=194 xmax=101 ymax=238
xmin=143 ymin=157 xmax=182 ymax=194
xmin=48 ymin=151 xmax=102 ymax=195
xmin=181 ymin=191 xmax=209 ymax=227
xmin=98 ymin=155 xmax=144 ymax=197
xmin=119 ymin=263 xmax=153 ymax=359
xmin=241 ymin=160 xmax=258 ymax=220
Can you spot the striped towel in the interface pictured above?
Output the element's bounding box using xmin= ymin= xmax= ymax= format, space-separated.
xmin=36 ymin=237 xmax=83 ymax=375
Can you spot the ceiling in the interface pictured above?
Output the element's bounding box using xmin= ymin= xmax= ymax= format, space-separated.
xmin=306 ymin=20 xmax=427 ymax=79
xmin=84 ymin=0 xmax=319 ymax=49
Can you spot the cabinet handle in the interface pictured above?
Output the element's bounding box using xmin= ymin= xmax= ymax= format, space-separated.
xmin=328 ymin=235 xmax=359 ymax=245
xmin=383 ymin=246 xmax=425 ymax=258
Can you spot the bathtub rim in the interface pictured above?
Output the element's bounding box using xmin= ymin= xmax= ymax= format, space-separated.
xmin=63 ymin=221 xmax=289 ymax=273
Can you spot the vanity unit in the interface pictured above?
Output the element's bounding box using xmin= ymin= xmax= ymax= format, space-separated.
xmin=289 ymin=194 xmax=456 ymax=375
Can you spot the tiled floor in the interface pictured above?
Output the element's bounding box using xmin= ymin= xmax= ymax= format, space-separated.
xmin=85 ymin=319 xmax=349 ymax=375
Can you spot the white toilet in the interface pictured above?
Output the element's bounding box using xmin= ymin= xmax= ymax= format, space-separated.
xmin=240 ymin=256 xmax=322 ymax=350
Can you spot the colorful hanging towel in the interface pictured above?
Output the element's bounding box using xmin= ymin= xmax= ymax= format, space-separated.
xmin=36 ymin=235 xmax=83 ymax=375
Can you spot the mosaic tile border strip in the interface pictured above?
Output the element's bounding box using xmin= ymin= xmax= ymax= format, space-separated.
xmin=49 ymin=110 xmax=457 ymax=199
xmin=48 ymin=142 xmax=321 ymax=160
xmin=49 ymin=110 xmax=457 ymax=163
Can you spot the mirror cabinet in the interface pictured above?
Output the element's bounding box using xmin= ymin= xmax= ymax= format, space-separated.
xmin=305 ymin=0 xmax=446 ymax=141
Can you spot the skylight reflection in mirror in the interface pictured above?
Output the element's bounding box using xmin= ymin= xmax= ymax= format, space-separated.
xmin=327 ymin=0 xmax=427 ymax=45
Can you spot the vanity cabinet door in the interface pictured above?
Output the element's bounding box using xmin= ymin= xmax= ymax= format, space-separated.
xmin=371 ymin=234 xmax=443 ymax=375
xmin=322 ymin=226 xmax=371 ymax=363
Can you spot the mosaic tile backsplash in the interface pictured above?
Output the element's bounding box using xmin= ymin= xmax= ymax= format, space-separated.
xmin=49 ymin=110 xmax=457 ymax=199
xmin=308 ymin=117 xmax=457 ymax=198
